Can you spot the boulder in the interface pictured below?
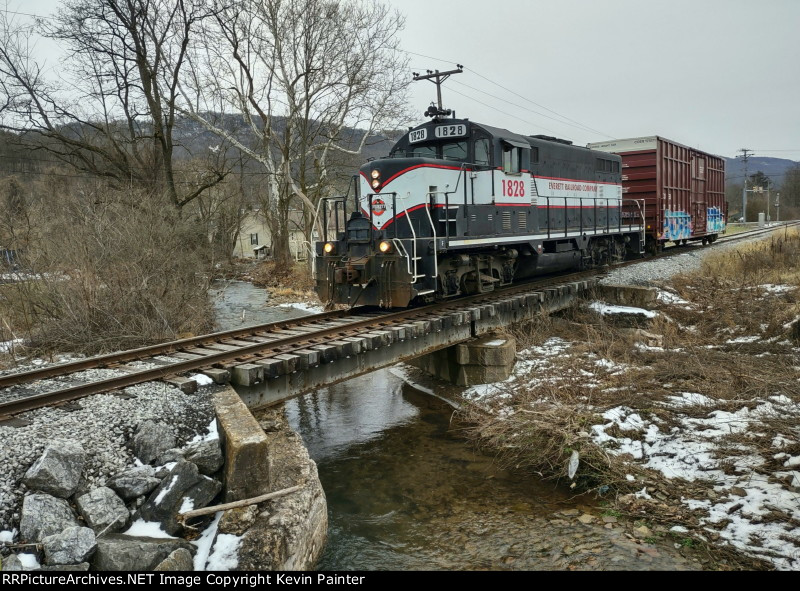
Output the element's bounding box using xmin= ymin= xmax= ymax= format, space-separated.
xmin=184 ymin=439 xmax=223 ymax=476
xmin=75 ymin=487 xmax=129 ymax=534
xmin=138 ymin=460 xmax=222 ymax=535
xmin=39 ymin=563 xmax=91 ymax=571
xmin=2 ymin=554 xmax=24 ymax=571
xmin=156 ymin=448 xmax=185 ymax=466
xmin=131 ymin=420 xmax=176 ymax=465
xmin=92 ymin=535 xmax=194 ymax=571
xmin=106 ymin=466 xmax=161 ymax=501
xmin=22 ymin=441 xmax=86 ymax=498
xmin=154 ymin=548 xmax=195 ymax=571
xmin=42 ymin=526 xmax=96 ymax=565
xmin=20 ymin=494 xmax=80 ymax=542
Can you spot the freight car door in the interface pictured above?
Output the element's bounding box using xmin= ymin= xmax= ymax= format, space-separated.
xmin=692 ymin=155 xmax=707 ymax=235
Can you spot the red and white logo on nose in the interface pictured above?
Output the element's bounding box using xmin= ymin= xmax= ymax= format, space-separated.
xmin=372 ymin=198 xmax=386 ymax=216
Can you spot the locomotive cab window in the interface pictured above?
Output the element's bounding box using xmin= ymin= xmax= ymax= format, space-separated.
xmin=502 ymin=146 xmax=520 ymax=174
xmin=409 ymin=144 xmax=437 ymax=159
xmin=474 ymin=138 xmax=491 ymax=166
xmin=502 ymin=139 xmax=530 ymax=174
xmin=442 ymin=141 xmax=467 ymax=162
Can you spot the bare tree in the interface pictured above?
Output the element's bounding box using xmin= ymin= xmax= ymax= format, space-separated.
xmin=0 ymin=0 xmax=227 ymax=209
xmin=179 ymin=0 xmax=410 ymax=271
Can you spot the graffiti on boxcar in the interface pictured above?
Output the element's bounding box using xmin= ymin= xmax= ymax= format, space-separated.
xmin=706 ymin=207 xmax=725 ymax=233
xmin=661 ymin=210 xmax=692 ymax=241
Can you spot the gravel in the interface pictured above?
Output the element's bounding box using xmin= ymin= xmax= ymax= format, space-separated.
xmin=600 ymin=234 xmax=776 ymax=286
xmin=0 ymin=374 xmax=215 ymax=533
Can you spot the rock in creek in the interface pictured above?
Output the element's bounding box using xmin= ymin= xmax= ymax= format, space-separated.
xmin=22 ymin=441 xmax=86 ymax=498
xmin=131 ymin=420 xmax=176 ymax=465
xmin=137 ymin=460 xmax=222 ymax=535
xmin=75 ymin=487 xmax=129 ymax=534
xmin=92 ymin=535 xmax=195 ymax=571
xmin=20 ymin=494 xmax=80 ymax=542
xmin=184 ymin=438 xmax=223 ymax=476
xmin=154 ymin=548 xmax=195 ymax=571
xmin=106 ymin=465 xmax=161 ymax=501
xmin=42 ymin=526 xmax=97 ymax=565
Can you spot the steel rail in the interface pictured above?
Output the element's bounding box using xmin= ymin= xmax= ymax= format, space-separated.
xmin=1 ymin=220 xmax=797 ymax=416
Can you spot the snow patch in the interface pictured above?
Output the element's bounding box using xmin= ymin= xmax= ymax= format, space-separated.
xmin=189 ymin=418 xmax=219 ymax=444
xmin=190 ymin=373 xmax=215 ymax=387
xmin=589 ymin=301 xmax=656 ymax=318
xmin=17 ymin=553 xmax=40 ymax=569
xmin=193 ymin=511 xmax=223 ymax=570
xmin=276 ymin=302 xmax=324 ymax=314
xmin=0 ymin=529 xmax=16 ymax=543
xmin=179 ymin=497 xmax=195 ymax=515
xmin=154 ymin=475 xmax=179 ymax=505
xmin=206 ymin=533 xmax=242 ymax=571
xmin=123 ymin=519 xmax=177 ymax=539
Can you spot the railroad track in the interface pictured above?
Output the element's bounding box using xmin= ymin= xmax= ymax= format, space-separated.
xmin=1 ymin=220 xmax=797 ymax=418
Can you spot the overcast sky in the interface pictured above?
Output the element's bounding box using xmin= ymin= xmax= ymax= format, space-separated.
xmin=396 ymin=0 xmax=800 ymax=160
xmin=7 ymin=0 xmax=800 ymax=160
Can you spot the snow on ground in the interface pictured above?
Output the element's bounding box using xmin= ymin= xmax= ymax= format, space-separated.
xmin=123 ymin=519 xmax=176 ymax=539
xmin=193 ymin=512 xmax=223 ymax=570
xmin=0 ymin=529 xmax=15 ymax=542
xmin=190 ymin=373 xmax=215 ymax=386
xmin=205 ymin=533 xmax=242 ymax=570
xmin=276 ymin=302 xmax=324 ymax=314
xmin=189 ymin=418 xmax=220 ymax=444
xmin=657 ymin=290 xmax=692 ymax=306
xmin=463 ymin=337 xmax=573 ymax=402
xmin=587 ymin=384 xmax=800 ymax=569
xmin=588 ymin=301 xmax=657 ymax=318
xmin=0 ymin=339 xmax=23 ymax=353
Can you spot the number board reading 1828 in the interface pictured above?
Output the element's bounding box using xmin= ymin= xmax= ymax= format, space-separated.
xmin=408 ymin=129 xmax=427 ymax=143
xmin=434 ymin=124 xmax=466 ymax=138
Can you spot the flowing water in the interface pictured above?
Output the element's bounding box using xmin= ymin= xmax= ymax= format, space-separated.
xmin=212 ymin=280 xmax=699 ymax=571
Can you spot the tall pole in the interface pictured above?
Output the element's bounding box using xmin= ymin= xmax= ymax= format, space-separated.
xmin=413 ymin=65 xmax=463 ymax=111
xmin=766 ymin=178 xmax=771 ymax=223
xmin=739 ymin=148 xmax=753 ymax=222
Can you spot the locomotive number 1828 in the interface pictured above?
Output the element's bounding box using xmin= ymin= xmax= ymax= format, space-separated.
xmin=501 ymin=179 xmax=526 ymax=198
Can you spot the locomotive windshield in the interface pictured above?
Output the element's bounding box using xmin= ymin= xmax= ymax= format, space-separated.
xmin=392 ymin=140 xmax=469 ymax=162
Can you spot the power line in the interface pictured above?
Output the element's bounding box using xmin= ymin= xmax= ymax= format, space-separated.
xmin=451 ymin=79 xmax=612 ymax=139
xmin=445 ymin=87 xmax=559 ymax=136
xmin=0 ymin=8 xmax=54 ymax=21
xmin=401 ymin=48 xmax=610 ymax=139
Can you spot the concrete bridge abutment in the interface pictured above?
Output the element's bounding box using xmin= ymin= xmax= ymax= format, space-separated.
xmin=409 ymin=334 xmax=517 ymax=387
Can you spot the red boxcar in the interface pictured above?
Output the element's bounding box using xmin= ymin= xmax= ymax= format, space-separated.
xmin=587 ymin=136 xmax=726 ymax=253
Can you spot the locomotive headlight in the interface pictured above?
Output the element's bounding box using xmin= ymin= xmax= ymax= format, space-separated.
xmin=371 ymin=179 xmax=381 ymax=190
xmin=378 ymin=240 xmax=392 ymax=253
xmin=323 ymin=242 xmax=335 ymax=254
xmin=370 ymin=169 xmax=381 ymax=180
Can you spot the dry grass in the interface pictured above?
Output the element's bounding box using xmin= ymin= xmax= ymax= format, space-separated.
xmin=0 ymin=192 xmax=214 ymax=360
xmin=456 ymin=230 xmax=800 ymax=569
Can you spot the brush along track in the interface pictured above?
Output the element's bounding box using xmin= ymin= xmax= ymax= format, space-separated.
xmin=1 ymin=221 xmax=796 ymax=417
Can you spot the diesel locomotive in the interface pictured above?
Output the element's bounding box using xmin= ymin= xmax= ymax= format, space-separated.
xmin=313 ymin=112 xmax=648 ymax=308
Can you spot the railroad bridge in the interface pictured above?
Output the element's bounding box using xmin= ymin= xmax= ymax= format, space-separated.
xmin=229 ymin=279 xmax=596 ymax=409
xmin=0 ymin=276 xmax=606 ymax=418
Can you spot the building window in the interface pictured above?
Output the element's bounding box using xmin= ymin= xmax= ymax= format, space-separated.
xmin=250 ymin=233 xmax=259 ymax=245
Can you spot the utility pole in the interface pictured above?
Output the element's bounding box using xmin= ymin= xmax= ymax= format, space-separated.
xmin=766 ymin=178 xmax=771 ymax=223
xmin=413 ymin=65 xmax=463 ymax=114
xmin=739 ymin=148 xmax=753 ymax=222
xmin=776 ymin=192 xmax=781 ymax=222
